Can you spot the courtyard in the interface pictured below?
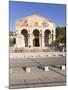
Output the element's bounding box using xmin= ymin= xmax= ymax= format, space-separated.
xmin=9 ymin=52 xmax=66 ymax=89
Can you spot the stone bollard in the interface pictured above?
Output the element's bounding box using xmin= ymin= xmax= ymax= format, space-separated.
xmin=60 ymin=65 xmax=65 ymax=70
xmin=48 ymin=54 xmax=51 ymax=57
xmin=63 ymin=53 xmax=65 ymax=56
xmin=63 ymin=47 xmax=65 ymax=52
xmin=25 ymin=67 xmax=31 ymax=72
xmin=44 ymin=66 xmax=49 ymax=71
xmin=55 ymin=54 xmax=58 ymax=56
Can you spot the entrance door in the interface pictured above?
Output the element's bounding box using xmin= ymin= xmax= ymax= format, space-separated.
xmin=33 ymin=39 xmax=39 ymax=47
xmin=44 ymin=30 xmax=51 ymax=46
xmin=33 ymin=29 xmax=40 ymax=47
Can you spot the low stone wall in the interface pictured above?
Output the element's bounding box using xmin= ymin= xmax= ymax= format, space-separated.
xmin=9 ymin=47 xmax=57 ymax=53
xmin=10 ymin=52 xmax=66 ymax=58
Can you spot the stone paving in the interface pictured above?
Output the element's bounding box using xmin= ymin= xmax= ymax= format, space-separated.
xmin=9 ymin=52 xmax=66 ymax=89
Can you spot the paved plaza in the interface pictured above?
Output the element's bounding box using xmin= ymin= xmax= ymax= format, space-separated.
xmin=9 ymin=52 xmax=66 ymax=89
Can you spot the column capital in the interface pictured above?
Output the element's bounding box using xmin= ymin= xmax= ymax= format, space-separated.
xmin=42 ymin=34 xmax=44 ymax=37
xmin=28 ymin=33 xmax=33 ymax=47
xmin=28 ymin=33 xmax=33 ymax=36
xmin=41 ymin=34 xmax=45 ymax=47
xmin=16 ymin=34 xmax=21 ymax=38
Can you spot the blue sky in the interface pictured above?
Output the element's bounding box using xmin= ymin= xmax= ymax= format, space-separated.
xmin=9 ymin=1 xmax=66 ymax=32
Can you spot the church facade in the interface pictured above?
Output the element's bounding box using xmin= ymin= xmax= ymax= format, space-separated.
xmin=15 ymin=14 xmax=56 ymax=48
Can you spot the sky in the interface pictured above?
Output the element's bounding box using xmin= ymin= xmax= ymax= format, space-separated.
xmin=9 ymin=1 xmax=66 ymax=32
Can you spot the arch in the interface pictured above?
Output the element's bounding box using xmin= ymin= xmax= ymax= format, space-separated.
xmin=13 ymin=37 xmax=16 ymax=44
xmin=21 ymin=29 xmax=28 ymax=47
xmin=44 ymin=29 xmax=51 ymax=46
xmin=33 ymin=29 xmax=40 ymax=47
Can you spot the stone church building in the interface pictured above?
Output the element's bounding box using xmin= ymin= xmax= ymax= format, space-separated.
xmin=15 ymin=14 xmax=56 ymax=48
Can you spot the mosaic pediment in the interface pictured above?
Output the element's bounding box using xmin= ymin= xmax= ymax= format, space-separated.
xmin=16 ymin=14 xmax=53 ymax=27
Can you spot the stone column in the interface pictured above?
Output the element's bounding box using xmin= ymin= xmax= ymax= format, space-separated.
xmin=49 ymin=34 xmax=52 ymax=44
xmin=42 ymin=34 xmax=45 ymax=47
xmin=28 ymin=34 xmax=30 ymax=47
xmin=51 ymin=30 xmax=55 ymax=46
xmin=39 ymin=35 xmax=42 ymax=47
xmin=53 ymin=34 xmax=56 ymax=41
xmin=16 ymin=35 xmax=20 ymax=47
xmin=28 ymin=34 xmax=33 ymax=47
xmin=16 ymin=34 xmax=25 ymax=48
xmin=20 ymin=35 xmax=25 ymax=47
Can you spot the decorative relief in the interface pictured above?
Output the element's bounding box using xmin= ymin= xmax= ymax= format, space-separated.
xmin=16 ymin=20 xmax=28 ymax=27
xmin=42 ymin=21 xmax=49 ymax=27
xmin=20 ymin=20 xmax=28 ymax=27
xmin=16 ymin=15 xmax=52 ymax=28
xmin=34 ymin=22 xmax=39 ymax=26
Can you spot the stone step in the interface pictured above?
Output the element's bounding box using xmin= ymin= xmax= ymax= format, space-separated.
xmin=10 ymin=47 xmax=55 ymax=53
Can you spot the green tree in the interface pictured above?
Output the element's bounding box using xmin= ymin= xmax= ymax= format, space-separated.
xmin=56 ymin=26 xmax=66 ymax=45
xmin=9 ymin=32 xmax=14 ymax=36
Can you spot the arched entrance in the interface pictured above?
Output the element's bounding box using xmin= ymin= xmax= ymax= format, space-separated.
xmin=33 ymin=29 xmax=40 ymax=47
xmin=21 ymin=29 xmax=28 ymax=47
xmin=44 ymin=30 xmax=51 ymax=46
